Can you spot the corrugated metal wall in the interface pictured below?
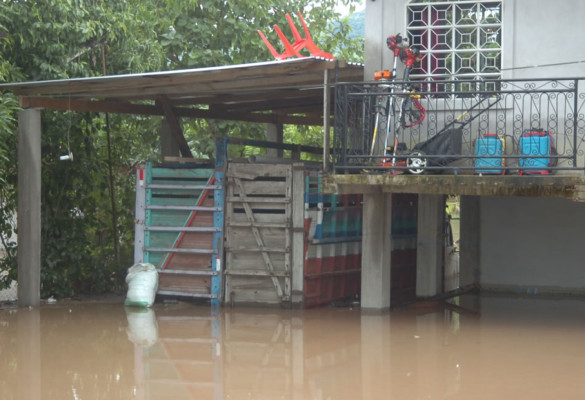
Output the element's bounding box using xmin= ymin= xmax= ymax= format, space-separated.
xmin=304 ymin=173 xmax=362 ymax=307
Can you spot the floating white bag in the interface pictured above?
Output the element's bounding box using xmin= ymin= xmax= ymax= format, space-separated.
xmin=125 ymin=263 xmax=158 ymax=307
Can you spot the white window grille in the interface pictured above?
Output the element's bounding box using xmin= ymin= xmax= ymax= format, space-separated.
xmin=407 ymin=0 xmax=502 ymax=84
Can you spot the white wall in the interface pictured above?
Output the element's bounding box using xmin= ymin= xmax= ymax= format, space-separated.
xmin=364 ymin=0 xmax=409 ymax=79
xmin=504 ymin=0 xmax=585 ymax=79
xmin=480 ymin=196 xmax=585 ymax=293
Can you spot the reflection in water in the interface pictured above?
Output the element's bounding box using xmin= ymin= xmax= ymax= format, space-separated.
xmin=1 ymin=294 xmax=585 ymax=399
xmin=125 ymin=307 xmax=158 ymax=347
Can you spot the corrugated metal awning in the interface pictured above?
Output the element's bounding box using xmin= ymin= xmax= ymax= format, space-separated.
xmin=0 ymin=57 xmax=364 ymax=126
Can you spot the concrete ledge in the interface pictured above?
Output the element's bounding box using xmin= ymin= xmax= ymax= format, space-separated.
xmin=322 ymin=173 xmax=585 ymax=200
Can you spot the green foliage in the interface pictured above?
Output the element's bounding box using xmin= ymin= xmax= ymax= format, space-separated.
xmin=0 ymin=9 xmax=21 ymax=290
xmin=0 ymin=0 xmax=166 ymax=297
xmin=284 ymin=125 xmax=326 ymax=161
xmin=1 ymin=0 xmax=167 ymax=79
xmin=161 ymin=0 xmax=363 ymax=153
xmin=160 ymin=0 xmax=361 ymax=67
xmin=346 ymin=9 xmax=365 ymax=41
xmin=38 ymin=111 xmax=134 ymax=297
xmin=0 ymin=0 xmax=362 ymax=298
xmin=0 ymin=188 xmax=17 ymax=291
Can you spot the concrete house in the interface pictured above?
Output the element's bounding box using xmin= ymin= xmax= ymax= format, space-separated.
xmin=332 ymin=0 xmax=585 ymax=309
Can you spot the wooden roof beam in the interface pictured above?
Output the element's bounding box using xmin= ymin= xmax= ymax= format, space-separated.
xmin=19 ymin=96 xmax=325 ymax=126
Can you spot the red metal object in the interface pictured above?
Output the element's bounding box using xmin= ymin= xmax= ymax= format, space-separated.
xmin=258 ymin=11 xmax=334 ymax=60
xmin=386 ymin=33 xmax=422 ymax=67
xmin=386 ymin=33 xmax=423 ymax=80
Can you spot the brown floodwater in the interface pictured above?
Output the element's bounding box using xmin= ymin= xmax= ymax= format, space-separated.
xmin=1 ymin=294 xmax=584 ymax=400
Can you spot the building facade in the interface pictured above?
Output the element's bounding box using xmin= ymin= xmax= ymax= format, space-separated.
xmin=362 ymin=0 xmax=585 ymax=299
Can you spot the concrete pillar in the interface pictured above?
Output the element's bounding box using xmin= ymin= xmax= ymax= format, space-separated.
xmin=459 ymin=196 xmax=481 ymax=287
xmin=416 ymin=194 xmax=444 ymax=298
xmin=361 ymin=192 xmax=392 ymax=310
xmin=17 ymin=108 xmax=42 ymax=307
xmin=266 ymin=123 xmax=283 ymax=158
xmin=160 ymin=119 xmax=180 ymax=158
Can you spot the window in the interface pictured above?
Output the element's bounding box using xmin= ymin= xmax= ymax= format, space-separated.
xmin=407 ymin=0 xmax=502 ymax=83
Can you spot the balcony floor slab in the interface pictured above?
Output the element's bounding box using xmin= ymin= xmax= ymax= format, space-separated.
xmin=323 ymin=173 xmax=585 ymax=201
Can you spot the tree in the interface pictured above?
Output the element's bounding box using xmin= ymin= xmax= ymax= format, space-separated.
xmin=0 ymin=9 xmax=24 ymax=290
xmin=0 ymin=0 xmax=167 ymax=296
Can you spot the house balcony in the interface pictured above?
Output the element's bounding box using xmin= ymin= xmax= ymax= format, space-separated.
xmin=327 ymin=78 xmax=585 ymax=201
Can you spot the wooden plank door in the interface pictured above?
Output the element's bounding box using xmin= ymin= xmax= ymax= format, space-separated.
xmin=224 ymin=163 xmax=293 ymax=305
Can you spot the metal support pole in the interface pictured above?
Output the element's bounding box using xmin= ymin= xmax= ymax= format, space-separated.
xmin=323 ymin=69 xmax=331 ymax=172
xmin=573 ymin=79 xmax=580 ymax=169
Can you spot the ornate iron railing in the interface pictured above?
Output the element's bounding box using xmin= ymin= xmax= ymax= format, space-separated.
xmin=332 ymin=78 xmax=585 ymax=175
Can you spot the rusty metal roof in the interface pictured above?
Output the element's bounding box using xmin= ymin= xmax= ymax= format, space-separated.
xmin=0 ymin=57 xmax=364 ymax=126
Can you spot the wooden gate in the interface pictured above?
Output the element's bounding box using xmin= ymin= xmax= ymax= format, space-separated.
xmin=135 ymin=162 xmax=224 ymax=304
xmin=224 ymin=163 xmax=296 ymax=305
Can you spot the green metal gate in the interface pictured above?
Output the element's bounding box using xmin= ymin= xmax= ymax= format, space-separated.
xmin=135 ymin=162 xmax=224 ymax=304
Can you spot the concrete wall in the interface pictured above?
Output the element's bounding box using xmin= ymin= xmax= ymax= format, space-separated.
xmin=364 ymin=0 xmax=409 ymax=79
xmin=480 ymin=196 xmax=585 ymax=293
xmin=503 ymin=0 xmax=585 ymax=79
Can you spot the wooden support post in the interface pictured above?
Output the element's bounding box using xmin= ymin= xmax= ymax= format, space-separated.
xmin=160 ymin=118 xmax=181 ymax=158
xmin=157 ymin=96 xmax=194 ymax=158
xmin=266 ymin=123 xmax=284 ymax=158
xmin=291 ymin=163 xmax=305 ymax=305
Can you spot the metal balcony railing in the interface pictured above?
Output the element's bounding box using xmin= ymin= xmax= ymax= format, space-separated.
xmin=332 ymin=78 xmax=585 ymax=175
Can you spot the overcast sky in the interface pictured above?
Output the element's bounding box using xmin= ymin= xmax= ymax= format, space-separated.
xmin=336 ymin=0 xmax=365 ymax=15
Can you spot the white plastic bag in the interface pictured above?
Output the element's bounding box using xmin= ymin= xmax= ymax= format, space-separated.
xmin=125 ymin=263 xmax=158 ymax=307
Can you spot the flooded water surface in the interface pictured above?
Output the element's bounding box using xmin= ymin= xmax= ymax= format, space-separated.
xmin=1 ymin=294 xmax=584 ymax=400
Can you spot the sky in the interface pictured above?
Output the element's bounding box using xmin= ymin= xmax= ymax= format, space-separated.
xmin=336 ymin=0 xmax=365 ymax=15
